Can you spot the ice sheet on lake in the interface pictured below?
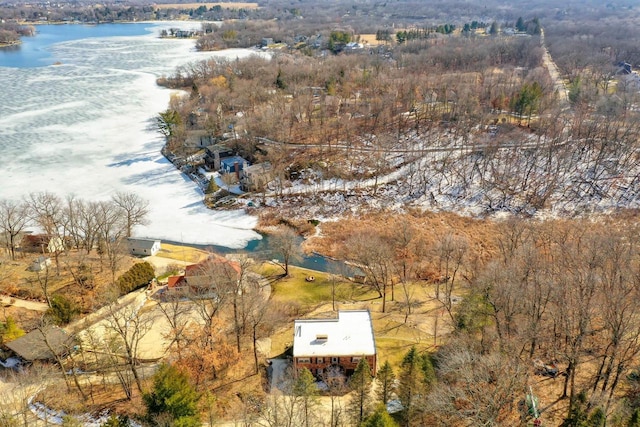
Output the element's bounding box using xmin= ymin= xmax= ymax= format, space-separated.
xmin=0 ymin=24 xmax=267 ymax=248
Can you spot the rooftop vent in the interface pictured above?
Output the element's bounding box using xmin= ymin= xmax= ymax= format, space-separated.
xmin=316 ymin=334 xmax=328 ymax=341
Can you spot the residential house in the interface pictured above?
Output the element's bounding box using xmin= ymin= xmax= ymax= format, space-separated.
xmin=166 ymin=254 xmax=241 ymax=297
xmin=185 ymin=130 xmax=215 ymax=148
xmin=616 ymin=61 xmax=632 ymax=75
xmin=5 ymin=325 xmax=73 ymax=362
xmin=20 ymin=234 xmax=65 ymax=253
xmin=293 ymin=310 xmax=377 ymax=379
xmin=220 ymin=156 xmax=249 ymax=178
xmin=240 ymin=162 xmax=273 ymax=191
xmin=204 ymin=144 xmax=235 ymax=171
xmin=127 ymin=238 xmax=161 ymax=256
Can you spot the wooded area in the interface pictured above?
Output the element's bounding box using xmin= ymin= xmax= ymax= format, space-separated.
xmin=3 ymin=0 xmax=640 ymax=425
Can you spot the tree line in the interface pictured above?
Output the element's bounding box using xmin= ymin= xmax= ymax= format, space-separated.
xmin=0 ymin=192 xmax=148 ymax=282
xmin=302 ymin=213 xmax=640 ymax=426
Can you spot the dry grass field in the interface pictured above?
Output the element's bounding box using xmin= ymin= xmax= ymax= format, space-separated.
xmin=153 ymin=242 xmax=210 ymax=264
xmin=154 ymin=2 xmax=259 ymax=10
xmin=357 ymin=33 xmax=387 ymax=46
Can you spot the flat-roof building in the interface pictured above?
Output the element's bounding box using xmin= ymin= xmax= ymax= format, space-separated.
xmin=293 ymin=310 xmax=376 ymax=378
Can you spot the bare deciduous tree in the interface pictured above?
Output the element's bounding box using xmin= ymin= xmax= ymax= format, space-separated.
xmin=0 ymin=199 xmax=30 ymax=261
xmin=111 ymin=191 xmax=149 ymax=238
xmin=270 ymin=225 xmax=301 ymax=277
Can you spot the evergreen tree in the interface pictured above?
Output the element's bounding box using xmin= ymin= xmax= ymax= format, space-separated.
xmin=0 ymin=316 xmax=24 ymax=344
xmin=516 ymin=17 xmax=526 ymax=32
xmin=628 ymin=408 xmax=640 ymax=427
xmin=45 ymin=295 xmax=80 ymax=325
xmin=398 ymin=347 xmax=434 ymax=426
xmin=561 ymin=391 xmax=588 ymax=427
xmin=293 ymin=368 xmax=318 ymax=427
xmin=587 ymin=408 xmax=605 ymax=427
xmin=101 ymin=415 xmax=131 ymax=427
xmin=205 ymin=177 xmax=219 ymax=194
xmin=489 ymin=21 xmax=499 ymax=35
xmin=349 ymin=358 xmax=373 ymax=425
xmin=362 ymin=404 xmax=398 ymax=427
xmin=143 ymin=363 xmax=200 ymax=427
xmin=376 ymin=361 xmax=396 ymax=404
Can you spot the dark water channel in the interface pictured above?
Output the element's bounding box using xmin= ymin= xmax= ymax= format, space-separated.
xmin=167 ymin=234 xmax=362 ymax=276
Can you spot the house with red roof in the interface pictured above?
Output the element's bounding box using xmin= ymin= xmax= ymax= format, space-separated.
xmin=166 ymin=254 xmax=241 ymax=297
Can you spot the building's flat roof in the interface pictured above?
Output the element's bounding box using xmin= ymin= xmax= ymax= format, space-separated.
xmin=220 ymin=156 xmax=248 ymax=167
xmin=293 ymin=310 xmax=376 ymax=357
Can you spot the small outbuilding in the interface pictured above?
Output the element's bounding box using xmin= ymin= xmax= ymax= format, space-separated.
xmin=29 ymin=256 xmax=51 ymax=272
xmin=127 ymin=238 xmax=161 ymax=257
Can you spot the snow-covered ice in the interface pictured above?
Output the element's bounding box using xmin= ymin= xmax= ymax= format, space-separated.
xmin=0 ymin=23 xmax=265 ymax=248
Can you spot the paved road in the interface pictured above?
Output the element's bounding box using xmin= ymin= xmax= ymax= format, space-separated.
xmin=540 ymin=29 xmax=569 ymax=106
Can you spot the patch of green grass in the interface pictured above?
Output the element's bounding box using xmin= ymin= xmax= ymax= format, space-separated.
xmin=266 ymin=264 xmax=378 ymax=311
xmin=156 ymin=270 xmax=180 ymax=281
xmin=373 ymin=318 xmax=433 ymax=368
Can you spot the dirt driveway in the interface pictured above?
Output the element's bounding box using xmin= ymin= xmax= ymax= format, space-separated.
xmin=0 ymin=294 xmax=48 ymax=312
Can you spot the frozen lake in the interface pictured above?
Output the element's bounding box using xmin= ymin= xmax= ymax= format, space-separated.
xmin=0 ymin=22 xmax=263 ymax=248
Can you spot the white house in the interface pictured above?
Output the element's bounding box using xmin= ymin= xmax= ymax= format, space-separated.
xmin=127 ymin=238 xmax=161 ymax=256
xmin=293 ymin=310 xmax=377 ymax=378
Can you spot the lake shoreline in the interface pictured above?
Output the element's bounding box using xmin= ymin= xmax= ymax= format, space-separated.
xmin=0 ymin=40 xmax=21 ymax=48
xmin=0 ymin=23 xmax=263 ymax=248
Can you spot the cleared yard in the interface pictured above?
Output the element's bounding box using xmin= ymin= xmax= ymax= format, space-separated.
xmin=265 ymin=262 xmax=457 ymax=367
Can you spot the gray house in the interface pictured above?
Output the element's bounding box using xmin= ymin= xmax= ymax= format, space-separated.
xmin=127 ymin=238 xmax=161 ymax=256
xmin=6 ymin=325 xmax=73 ymax=362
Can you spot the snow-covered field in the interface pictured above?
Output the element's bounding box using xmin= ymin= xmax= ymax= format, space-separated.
xmin=0 ymin=23 xmax=264 ymax=248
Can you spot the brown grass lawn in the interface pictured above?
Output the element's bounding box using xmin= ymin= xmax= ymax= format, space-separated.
xmin=153 ymin=242 xmax=209 ymax=264
xmin=154 ymin=2 xmax=259 ymax=9
xmin=0 ymin=250 xmax=137 ymax=307
xmin=357 ymin=33 xmax=386 ymax=46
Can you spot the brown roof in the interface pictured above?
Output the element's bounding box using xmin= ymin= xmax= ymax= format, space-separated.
xmin=167 ymin=275 xmax=186 ymax=288
xmin=5 ymin=325 xmax=73 ymax=361
xmin=185 ymin=254 xmax=241 ymax=277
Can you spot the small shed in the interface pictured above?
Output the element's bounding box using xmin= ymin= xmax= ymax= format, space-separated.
xmin=5 ymin=325 xmax=74 ymax=362
xmin=29 ymin=256 xmax=51 ymax=272
xmin=127 ymin=238 xmax=161 ymax=256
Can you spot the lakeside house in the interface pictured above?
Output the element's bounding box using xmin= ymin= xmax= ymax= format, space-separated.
xmin=204 ymin=144 xmax=235 ymax=171
xmin=240 ymin=162 xmax=273 ymax=192
xmin=166 ymin=254 xmax=241 ymax=297
xmin=127 ymin=238 xmax=161 ymax=257
xmin=293 ymin=310 xmax=377 ymax=379
xmin=220 ymin=156 xmax=249 ymax=177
